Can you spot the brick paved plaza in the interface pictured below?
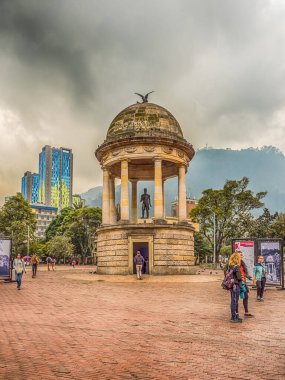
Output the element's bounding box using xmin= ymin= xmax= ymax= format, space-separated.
xmin=1 ymin=266 xmax=285 ymax=380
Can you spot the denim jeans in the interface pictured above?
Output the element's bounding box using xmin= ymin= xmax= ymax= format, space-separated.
xmin=257 ymin=277 xmax=266 ymax=298
xmin=237 ymin=289 xmax=249 ymax=314
xmin=32 ymin=264 xmax=37 ymax=277
xmin=15 ymin=272 xmax=23 ymax=288
xmin=230 ymin=285 xmax=240 ymax=320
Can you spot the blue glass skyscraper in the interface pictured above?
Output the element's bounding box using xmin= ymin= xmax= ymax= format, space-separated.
xmin=21 ymin=172 xmax=39 ymax=204
xmin=38 ymin=145 xmax=73 ymax=209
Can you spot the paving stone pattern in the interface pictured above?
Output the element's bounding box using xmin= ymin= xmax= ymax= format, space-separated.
xmin=0 ymin=267 xmax=285 ymax=380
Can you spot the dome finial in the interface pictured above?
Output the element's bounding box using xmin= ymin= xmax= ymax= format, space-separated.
xmin=134 ymin=91 xmax=154 ymax=103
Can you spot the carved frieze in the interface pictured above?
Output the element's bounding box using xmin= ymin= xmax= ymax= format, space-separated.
xmin=177 ymin=149 xmax=184 ymax=158
xmin=112 ymin=149 xmax=121 ymax=156
xmin=125 ymin=146 xmax=137 ymax=153
xmin=162 ymin=146 xmax=173 ymax=154
xmin=143 ymin=146 xmax=156 ymax=152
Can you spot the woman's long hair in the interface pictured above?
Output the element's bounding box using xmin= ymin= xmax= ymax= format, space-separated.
xmin=229 ymin=252 xmax=241 ymax=267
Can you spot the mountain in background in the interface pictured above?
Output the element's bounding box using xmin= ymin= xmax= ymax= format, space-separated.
xmin=81 ymin=146 xmax=285 ymax=215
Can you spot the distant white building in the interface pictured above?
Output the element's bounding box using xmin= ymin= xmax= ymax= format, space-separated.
xmin=30 ymin=204 xmax=58 ymax=238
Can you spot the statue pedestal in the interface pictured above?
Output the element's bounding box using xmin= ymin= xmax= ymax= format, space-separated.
xmin=96 ymin=223 xmax=195 ymax=275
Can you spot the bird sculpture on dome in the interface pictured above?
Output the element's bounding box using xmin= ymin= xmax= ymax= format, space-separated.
xmin=135 ymin=91 xmax=154 ymax=103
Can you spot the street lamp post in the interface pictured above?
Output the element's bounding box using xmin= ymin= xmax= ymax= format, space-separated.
xmin=27 ymin=225 xmax=30 ymax=256
xmin=213 ymin=212 xmax=216 ymax=268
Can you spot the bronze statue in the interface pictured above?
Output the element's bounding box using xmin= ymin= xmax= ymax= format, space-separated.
xmin=135 ymin=91 xmax=154 ymax=103
xmin=140 ymin=188 xmax=151 ymax=218
xmin=116 ymin=202 xmax=121 ymax=221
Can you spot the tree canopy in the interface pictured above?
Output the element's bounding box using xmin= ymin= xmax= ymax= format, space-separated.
xmin=0 ymin=193 xmax=37 ymax=253
xmin=46 ymin=235 xmax=74 ymax=260
xmin=45 ymin=207 xmax=74 ymax=241
xmin=190 ymin=177 xmax=266 ymax=255
xmin=248 ymin=208 xmax=278 ymax=238
xmin=64 ymin=208 xmax=102 ymax=261
xmin=45 ymin=206 xmax=102 ymax=261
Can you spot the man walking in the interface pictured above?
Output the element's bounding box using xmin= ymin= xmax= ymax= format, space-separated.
xmin=30 ymin=254 xmax=39 ymax=278
xmin=253 ymin=256 xmax=267 ymax=301
xmin=47 ymin=256 xmax=51 ymax=271
xmin=134 ymin=251 xmax=145 ymax=280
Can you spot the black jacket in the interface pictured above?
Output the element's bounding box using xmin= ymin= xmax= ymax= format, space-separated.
xmin=229 ymin=264 xmax=243 ymax=288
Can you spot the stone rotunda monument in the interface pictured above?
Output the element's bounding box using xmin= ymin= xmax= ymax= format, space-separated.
xmin=95 ymin=94 xmax=195 ymax=275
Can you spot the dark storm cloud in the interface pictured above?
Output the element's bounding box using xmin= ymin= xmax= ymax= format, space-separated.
xmin=0 ymin=0 xmax=285 ymax=201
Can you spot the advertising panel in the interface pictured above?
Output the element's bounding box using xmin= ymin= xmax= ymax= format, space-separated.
xmin=0 ymin=238 xmax=12 ymax=279
xmin=259 ymin=240 xmax=282 ymax=285
xmin=233 ymin=240 xmax=255 ymax=282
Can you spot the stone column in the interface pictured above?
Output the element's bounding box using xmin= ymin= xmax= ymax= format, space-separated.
xmin=102 ymin=168 xmax=110 ymax=224
xmin=162 ymin=179 xmax=165 ymax=218
xmin=120 ymin=159 xmax=129 ymax=221
xmin=178 ymin=165 xmax=187 ymax=221
xmin=109 ymin=175 xmax=116 ymax=224
xmin=154 ymin=158 xmax=163 ymax=219
xmin=131 ymin=180 xmax=138 ymax=223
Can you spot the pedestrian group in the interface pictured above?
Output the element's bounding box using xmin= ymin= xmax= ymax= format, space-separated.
xmin=224 ymin=251 xmax=267 ymax=323
xmin=12 ymin=253 xmax=58 ymax=290
xmin=12 ymin=248 xmax=268 ymax=322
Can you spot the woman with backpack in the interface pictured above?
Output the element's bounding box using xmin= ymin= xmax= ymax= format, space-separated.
xmin=228 ymin=252 xmax=243 ymax=323
xmin=13 ymin=253 xmax=26 ymax=290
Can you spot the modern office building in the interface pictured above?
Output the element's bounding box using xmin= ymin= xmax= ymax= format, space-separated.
xmin=30 ymin=204 xmax=58 ymax=238
xmin=38 ymin=145 xmax=73 ymax=209
xmin=21 ymin=171 xmax=39 ymax=204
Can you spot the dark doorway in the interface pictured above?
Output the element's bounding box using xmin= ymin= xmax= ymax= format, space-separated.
xmin=133 ymin=242 xmax=149 ymax=274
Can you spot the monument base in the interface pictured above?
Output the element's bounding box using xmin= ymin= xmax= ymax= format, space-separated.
xmin=96 ymin=223 xmax=195 ymax=275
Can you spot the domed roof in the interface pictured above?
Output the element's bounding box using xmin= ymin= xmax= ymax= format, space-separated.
xmin=107 ymin=103 xmax=184 ymax=140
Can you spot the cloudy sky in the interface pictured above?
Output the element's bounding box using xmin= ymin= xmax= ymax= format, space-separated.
xmin=0 ymin=0 xmax=285 ymax=203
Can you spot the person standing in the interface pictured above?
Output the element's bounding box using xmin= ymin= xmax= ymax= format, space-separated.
xmin=13 ymin=253 xmax=26 ymax=290
xmin=228 ymin=252 xmax=243 ymax=323
xmin=47 ymin=256 xmax=51 ymax=271
xmin=72 ymin=260 xmax=76 ymax=268
xmin=51 ymin=257 xmax=56 ymax=271
xmin=253 ymin=256 xmax=267 ymax=301
xmin=30 ymin=254 xmax=39 ymax=278
xmin=238 ymin=252 xmax=254 ymax=318
xmin=134 ymin=251 xmax=145 ymax=280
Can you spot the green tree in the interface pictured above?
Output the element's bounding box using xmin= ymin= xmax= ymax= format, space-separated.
xmin=64 ymin=208 xmax=102 ymax=262
xmin=194 ymin=232 xmax=212 ymax=264
xmin=0 ymin=193 xmax=37 ymax=253
xmin=45 ymin=207 xmax=74 ymax=241
xmin=220 ymin=245 xmax=232 ymax=258
xmin=72 ymin=199 xmax=86 ymax=210
xmin=29 ymin=241 xmax=47 ymax=258
xmin=190 ymin=177 xmax=266 ymax=255
xmin=249 ymin=208 xmax=278 ymax=238
xmin=269 ymin=213 xmax=285 ymax=238
xmin=46 ymin=235 xmax=74 ymax=261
